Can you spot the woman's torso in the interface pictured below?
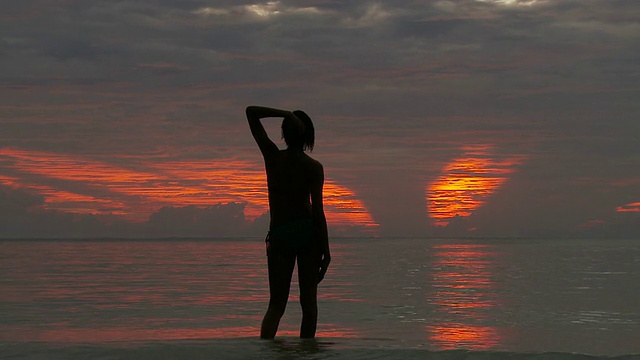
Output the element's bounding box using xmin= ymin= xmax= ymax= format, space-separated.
xmin=265 ymin=149 xmax=317 ymax=228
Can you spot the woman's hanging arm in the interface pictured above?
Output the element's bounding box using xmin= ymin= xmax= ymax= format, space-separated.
xmin=311 ymin=163 xmax=330 ymax=283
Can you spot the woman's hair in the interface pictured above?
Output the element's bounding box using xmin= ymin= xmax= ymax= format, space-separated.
xmin=282 ymin=110 xmax=315 ymax=152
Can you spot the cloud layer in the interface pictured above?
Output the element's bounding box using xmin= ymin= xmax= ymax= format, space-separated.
xmin=1 ymin=0 xmax=638 ymax=238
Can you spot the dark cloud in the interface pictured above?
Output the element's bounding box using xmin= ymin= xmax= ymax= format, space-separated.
xmin=145 ymin=203 xmax=248 ymax=237
xmin=0 ymin=183 xmax=258 ymax=238
xmin=0 ymin=184 xmax=114 ymax=238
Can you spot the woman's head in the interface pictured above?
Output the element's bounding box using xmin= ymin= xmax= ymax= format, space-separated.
xmin=282 ymin=110 xmax=315 ymax=152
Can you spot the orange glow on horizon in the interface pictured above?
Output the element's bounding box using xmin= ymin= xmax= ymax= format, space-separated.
xmin=427 ymin=145 xmax=524 ymax=227
xmin=0 ymin=147 xmax=377 ymax=231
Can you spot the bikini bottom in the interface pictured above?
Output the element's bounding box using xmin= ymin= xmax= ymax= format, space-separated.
xmin=266 ymin=218 xmax=316 ymax=252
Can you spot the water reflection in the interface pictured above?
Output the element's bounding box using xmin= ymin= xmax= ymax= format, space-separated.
xmin=427 ymin=243 xmax=501 ymax=350
xmin=0 ymin=324 xmax=358 ymax=343
xmin=0 ymin=240 xmax=358 ymax=343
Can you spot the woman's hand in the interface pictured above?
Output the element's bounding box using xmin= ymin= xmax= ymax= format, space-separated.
xmin=317 ymin=250 xmax=331 ymax=284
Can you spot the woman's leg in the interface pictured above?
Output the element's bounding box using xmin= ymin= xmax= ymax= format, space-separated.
xmin=261 ymin=247 xmax=296 ymax=339
xmin=297 ymin=247 xmax=319 ymax=338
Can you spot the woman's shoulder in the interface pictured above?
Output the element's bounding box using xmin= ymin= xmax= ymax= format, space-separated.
xmin=303 ymin=155 xmax=324 ymax=179
xmin=303 ymin=153 xmax=323 ymax=168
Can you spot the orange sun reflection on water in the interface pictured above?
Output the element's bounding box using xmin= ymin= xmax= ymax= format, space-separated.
xmin=427 ymin=145 xmax=524 ymax=227
xmin=0 ymin=147 xmax=378 ymax=231
xmin=427 ymin=243 xmax=501 ymax=350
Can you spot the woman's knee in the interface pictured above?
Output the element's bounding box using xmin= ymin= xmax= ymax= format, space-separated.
xmin=267 ymin=301 xmax=288 ymax=317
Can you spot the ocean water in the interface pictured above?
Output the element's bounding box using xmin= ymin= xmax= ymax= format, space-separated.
xmin=1 ymin=237 xmax=639 ymax=359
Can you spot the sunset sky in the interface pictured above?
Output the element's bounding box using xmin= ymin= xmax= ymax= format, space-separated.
xmin=1 ymin=0 xmax=638 ymax=238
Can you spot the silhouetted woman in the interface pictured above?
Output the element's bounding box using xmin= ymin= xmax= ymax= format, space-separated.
xmin=245 ymin=106 xmax=331 ymax=339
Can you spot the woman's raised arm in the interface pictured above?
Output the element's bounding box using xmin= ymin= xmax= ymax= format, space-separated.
xmin=246 ymin=106 xmax=302 ymax=157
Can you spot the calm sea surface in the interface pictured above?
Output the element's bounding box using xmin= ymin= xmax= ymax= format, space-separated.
xmin=1 ymin=238 xmax=639 ymax=359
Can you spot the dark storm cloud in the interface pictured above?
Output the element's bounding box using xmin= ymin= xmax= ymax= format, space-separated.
xmin=0 ymin=0 xmax=638 ymax=237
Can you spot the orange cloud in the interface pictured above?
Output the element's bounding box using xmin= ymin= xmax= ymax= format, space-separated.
xmin=323 ymin=182 xmax=379 ymax=233
xmin=146 ymin=160 xmax=378 ymax=231
xmin=616 ymin=202 xmax=640 ymax=213
xmin=0 ymin=174 xmax=127 ymax=216
xmin=1 ymin=147 xmax=377 ymax=231
xmin=578 ymin=219 xmax=606 ymax=228
xmin=427 ymin=145 xmax=524 ymax=227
